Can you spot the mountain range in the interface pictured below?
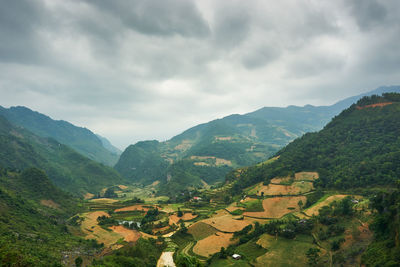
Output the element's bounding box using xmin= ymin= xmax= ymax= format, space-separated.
xmin=0 ymin=106 xmax=120 ymax=166
xmin=115 ymin=85 xmax=400 ymax=192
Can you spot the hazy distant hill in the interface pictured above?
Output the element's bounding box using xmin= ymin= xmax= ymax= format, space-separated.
xmin=0 ymin=106 xmax=120 ymax=166
xmin=229 ymin=92 xmax=400 ymax=191
xmin=115 ymin=86 xmax=400 ymax=192
xmin=0 ymin=116 xmax=124 ymax=195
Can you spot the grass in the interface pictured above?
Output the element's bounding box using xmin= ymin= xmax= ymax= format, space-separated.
xmin=240 ymin=199 xmax=264 ymax=212
xmin=209 ymin=258 xmax=250 ymax=267
xmin=188 ymin=222 xmax=218 ymax=241
xmin=234 ymin=240 xmax=267 ymax=262
xmin=256 ymin=234 xmax=318 ymax=267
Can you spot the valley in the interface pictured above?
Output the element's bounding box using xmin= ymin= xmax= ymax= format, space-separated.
xmin=0 ymin=91 xmax=399 ymax=266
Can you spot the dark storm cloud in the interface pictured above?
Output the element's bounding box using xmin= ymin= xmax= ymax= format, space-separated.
xmin=84 ymin=0 xmax=210 ymax=38
xmin=348 ymin=0 xmax=388 ymax=30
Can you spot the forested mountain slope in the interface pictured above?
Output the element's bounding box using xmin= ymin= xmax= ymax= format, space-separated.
xmin=228 ymin=93 xmax=400 ymax=191
xmin=0 ymin=116 xmax=125 ymax=195
xmin=0 ymin=106 xmax=120 ymax=166
xmin=0 ymin=167 xmax=95 ymax=266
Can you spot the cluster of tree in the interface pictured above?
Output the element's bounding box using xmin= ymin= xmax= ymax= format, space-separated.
xmin=362 ymin=188 xmax=400 ymax=266
xmin=90 ymin=238 xmax=165 ymax=267
xmin=97 ymin=215 xmax=118 ymax=226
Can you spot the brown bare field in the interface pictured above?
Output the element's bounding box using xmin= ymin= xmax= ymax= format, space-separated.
xmin=40 ymin=199 xmax=60 ymax=209
xmin=201 ymin=214 xmax=251 ymax=232
xmin=169 ymin=213 xmax=197 ymax=225
xmin=270 ymin=176 xmax=291 ymax=184
xmin=84 ymin=192 xmax=95 ymax=200
xmin=257 ymin=182 xmax=313 ymax=196
xmin=356 ymin=102 xmax=393 ymax=109
xmin=193 ymin=232 xmax=234 ymax=257
xmin=188 ymin=222 xmax=218 ymax=240
xmin=294 ymin=172 xmax=319 ymax=181
xmin=304 ymin=195 xmax=348 ymax=216
xmin=140 ymin=232 xmax=158 ymax=239
xmin=174 ymin=140 xmax=192 ymax=151
xmin=90 ymin=198 xmax=118 ymax=203
xmin=114 ymin=205 xmax=151 ymax=213
xmin=118 ymin=185 xmax=128 ymax=190
xmin=244 ymin=196 xmax=306 ymax=218
xmin=80 ymin=211 xmax=122 ymax=247
xmin=215 ymin=136 xmax=233 ymax=141
xmin=109 ymin=225 xmax=141 ymax=242
xmin=194 ymin=162 xmax=210 ymax=166
xmin=190 ymin=156 xmax=232 ymax=166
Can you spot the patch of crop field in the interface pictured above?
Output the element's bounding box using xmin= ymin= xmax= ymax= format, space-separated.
xmin=112 ymin=210 xmax=145 ymax=221
xmin=109 ymin=225 xmax=141 ymax=242
xmin=255 ymin=234 xmax=318 ymax=267
xmin=118 ymin=185 xmax=128 ymax=190
xmin=169 ymin=213 xmax=198 ymax=225
xmin=160 ymin=203 xmax=185 ymax=213
xmin=304 ymin=195 xmax=348 ymax=216
xmin=244 ymin=196 xmax=306 ymax=219
xmin=270 ymin=176 xmax=292 ymax=184
xmin=245 ymin=183 xmax=262 ymax=195
xmin=294 ymin=172 xmax=319 ymax=181
xmin=80 ymin=211 xmax=123 ymax=248
xmin=188 ymin=222 xmax=218 ymax=240
xmin=114 ymin=204 xmax=153 ymax=213
xmin=257 ymin=182 xmax=314 ymax=196
xmin=201 ymin=212 xmax=252 ymax=232
xmin=193 ymin=232 xmax=235 ymax=257
xmin=240 ymin=199 xmax=264 ymax=212
xmin=234 ymin=240 xmax=267 ymax=262
xmin=90 ymin=198 xmax=118 ymax=203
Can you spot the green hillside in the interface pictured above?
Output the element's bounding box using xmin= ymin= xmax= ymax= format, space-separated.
xmin=0 ymin=106 xmax=120 ymax=166
xmin=0 ymin=167 xmax=98 ymax=266
xmin=0 ymin=116 xmax=125 ymax=195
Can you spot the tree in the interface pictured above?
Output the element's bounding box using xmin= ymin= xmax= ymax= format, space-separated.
xmin=75 ymin=256 xmax=83 ymax=267
xmin=177 ymin=208 xmax=183 ymax=217
xmin=306 ymin=248 xmax=320 ymax=266
xmin=298 ymin=200 xmax=303 ymax=210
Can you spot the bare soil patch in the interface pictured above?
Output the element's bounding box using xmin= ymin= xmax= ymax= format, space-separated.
xmin=356 ymin=102 xmax=393 ymax=109
xmin=270 ymin=176 xmax=291 ymax=184
xmin=202 ymin=213 xmax=251 ymax=232
xmin=169 ymin=213 xmax=197 ymax=225
xmin=114 ymin=204 xmax=151 ymax=213
xmin=257 ymin=182 xmax=313 ymax=196
xmin=118 ymin=185 xmax=128 ymax=190
xmin=244 ymin=196 xmax=306 ymax=218
xmin=109 ymin=225 xmax=141 ymax=242
xmin=304 ymin=195 xmax=348 ymax=216
xmin=193 ymin=232 xmax=234 ymax=257
xmin=157 ymin=252 xmax=176 ymax=267
xmin=90 ymin=198 xmax=118 ymax=203
xmin=294 ymin=172 xmax=319 ymax=181
xmin=40 ymin=199 xmax=60 ymax=209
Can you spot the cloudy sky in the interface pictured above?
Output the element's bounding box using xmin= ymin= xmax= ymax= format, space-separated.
xmin=1 ymin=0 xmax=399 ymax=149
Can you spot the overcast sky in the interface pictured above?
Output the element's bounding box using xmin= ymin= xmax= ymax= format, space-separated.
xmin=1 ymin=0 xmax=399 ymax=149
